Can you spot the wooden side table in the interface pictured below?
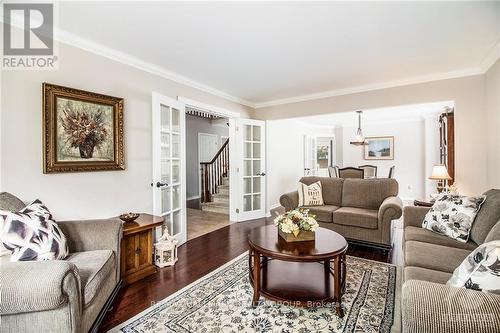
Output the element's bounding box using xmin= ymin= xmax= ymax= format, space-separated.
xmin=413 ymin=199 xmax=434 ymax=207
xmin=120 ymin=214 xmax=164 ymax=285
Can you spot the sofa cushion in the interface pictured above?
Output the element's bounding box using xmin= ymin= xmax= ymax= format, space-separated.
xmin=422 ymin=194 xmax=486 ymax=243
xmin=300 ymin=205 xmax=338 ymax=223
xmin=404 ymin=226 xmax=477 ymax=251
xmin=485 ymin=220 xmax=500 ymax=242
xmin=332 ymin=207 xmax=378 ymax=229
xmin=0 ymin=192 xmax=25 ymax=212
xmin=299 ymin=177 xmax=343 ymax=206
xmin=297 ymin=181 xmax=324 ymax=206
xmin=404 ymin=266 xmax=452 ymax=284
xmin=404 ymin=240 xmax=471 ymax=273
xmin=470 ymin=189 xmax=500 ymax=245
xmin=341 ymin=178 xmax=398 ymax=209
xmin=66 ymin=250 xmax=115 ymax=307
xmin=447 ymin=240 xmax=500 ymax=294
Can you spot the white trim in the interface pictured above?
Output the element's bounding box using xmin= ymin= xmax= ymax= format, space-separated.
xmin=55 ymin=30 xmax=255 ymax=108
xmin=186 ymin=195 xmax=201 ymax=201
xmin=108 ymin=252 xmax=249 ymax=332
xmin=178 ymin=97 xmax=242 ymax=118
xmin=254 ymin=68 xmax=482 ymax=108
xmin=480 ymin=39 xmax=500 ymax=73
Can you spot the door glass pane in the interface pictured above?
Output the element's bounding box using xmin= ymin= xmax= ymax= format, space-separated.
xmin=172 ymin=160 xmax=180 ymax=183
xmin=172 ymin=108 xmax=180 ymax=133
xmin=161 ymin=188 xmax=171 ymax=213
xmin=253 ymin=143 xmax=260 ymax=158
xmin=253 ymin=177 xmax=261 ymax=193
xmin=172 ymin=133 xmax=180 ymax=158
xmin=253 ymin=160 xmax=261 ymax=175
xmin=252 ymin=125 xmax=261 ymax=141
xmin=160 ymin=105 xmax=170 ymax=130
xmin=244 ymin=125 xmax=252 ymax=141
xmin=244 ymin=160 xmax=252 ymax=176
xmin=244 ymin=178 xmax=251 ymax=194
xmin=172 ymin=210 xmax=181 ymax=235
xmin=163 ymin=214 xmax=172 ymax=235
xmin=253 ymin=194 xmax=261 ymax=210
xmin=244 ymin=142 xmax=252 ymax=158
xmin=161 ymin=160 xmax=170 ymax=182
xmin=243 ymin=195 xmax=252 ymax=212
xmin=172 ymin=185 xmax=180 ymax=210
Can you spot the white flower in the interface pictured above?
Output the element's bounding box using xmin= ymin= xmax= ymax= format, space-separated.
xmin=293 ymin=211 xmax=304 ymax=220
xmin=280 ymin=222 xmax=292 ymax=233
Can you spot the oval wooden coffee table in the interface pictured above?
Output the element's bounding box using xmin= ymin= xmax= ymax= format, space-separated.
xmin=248 ymin=225 xmax=348 ymax=317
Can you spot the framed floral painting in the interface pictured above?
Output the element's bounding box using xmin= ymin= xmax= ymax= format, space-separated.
xmin=43 ymin=83 xmax=124 ymax=173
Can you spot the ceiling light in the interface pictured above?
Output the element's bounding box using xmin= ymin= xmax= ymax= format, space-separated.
xmin=350 ymin=110 xmax=368 ymax=146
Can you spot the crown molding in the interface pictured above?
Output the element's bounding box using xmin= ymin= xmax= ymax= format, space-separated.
xmin=56 ymin=30 xmax=256 ymax=108
xmin=480 ymin=39 xmax=500 ymax=73
xmin=253 ymin=67 xmax=483 ymax=108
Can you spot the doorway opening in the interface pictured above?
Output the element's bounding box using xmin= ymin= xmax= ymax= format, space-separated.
xmin=185 ymin=106 xmax=231 ymax=240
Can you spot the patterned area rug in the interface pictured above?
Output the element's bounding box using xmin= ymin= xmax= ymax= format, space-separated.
xmin=110 ymin=253 xmax=397 ymax=333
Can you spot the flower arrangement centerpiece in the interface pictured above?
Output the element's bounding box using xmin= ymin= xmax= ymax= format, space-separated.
xmin=274 ymin=209 xmax=319 ymax=242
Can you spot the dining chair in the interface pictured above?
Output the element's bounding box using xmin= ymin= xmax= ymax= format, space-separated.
xmin=328 ymin=166 xmax=337 ymax=177
xmin=359 ymin=165 xmax=377 ymax=178
xmin=388 ymin=165 xmax=396 ymax=178
xmin=338 ymin=167 xmax=364 ymax=179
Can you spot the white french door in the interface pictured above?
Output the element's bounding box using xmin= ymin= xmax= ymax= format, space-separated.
xmin=152 ymin=92 xmax=187 ymax=245
xmin=235 ymin=119 xmax=266 ymax=221
xmin=304 ymin=135 xmax=317 ymax=176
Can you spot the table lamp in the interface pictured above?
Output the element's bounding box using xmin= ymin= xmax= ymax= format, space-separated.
xmin=429 ymin=164 xmax=452 ymax=193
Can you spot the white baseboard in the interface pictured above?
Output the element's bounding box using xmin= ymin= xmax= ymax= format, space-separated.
xmin=186 ymin=195 xmax=200 ymax=201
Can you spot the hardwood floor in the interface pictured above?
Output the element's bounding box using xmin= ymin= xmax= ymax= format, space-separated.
xmin=99 ymin=217 xmax=401 ymax=332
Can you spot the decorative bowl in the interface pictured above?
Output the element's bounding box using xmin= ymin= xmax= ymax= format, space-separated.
xmin=119 ymin=212 xmax=140 ymax=223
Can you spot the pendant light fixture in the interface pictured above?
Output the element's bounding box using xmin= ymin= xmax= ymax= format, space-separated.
xmin=350 ymin=110 xmax=368 ymax=146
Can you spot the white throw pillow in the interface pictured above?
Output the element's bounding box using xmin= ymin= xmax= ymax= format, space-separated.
xmin=298 ymin=181 xmax=324 ymax=207
xmin=447 ymin=240 xmax=500 ymax=294
xmin=422 ymin=194 xmax=485 ymax=243
xmin=0 ymin=200 xmax=69 ymax=261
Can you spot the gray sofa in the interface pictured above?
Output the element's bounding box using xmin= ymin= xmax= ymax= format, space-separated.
xmin=401 ymin=189 xmax=500 ymax=333
xmin=280 ymin=177 xmax=403 ymax=250
xmin=0 ymin=192 xmax=123 ymax=333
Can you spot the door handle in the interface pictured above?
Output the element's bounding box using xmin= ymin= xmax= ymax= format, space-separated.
xmin=256 ymin=172 xmax=266 ymax=176
xmin=151 ymin=181 xmax=168 ymax=188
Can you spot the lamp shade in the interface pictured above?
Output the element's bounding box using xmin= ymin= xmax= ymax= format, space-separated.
xmin=429 ymin=165 xmax=452 ymax=180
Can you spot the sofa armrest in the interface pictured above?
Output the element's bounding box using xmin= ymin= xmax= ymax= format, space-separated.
xmin=1 ymin=260 xmax=81 ymax=315
xmin=402 ymin=280 xmax=500 ymax=333
xmin=378 ymin=196 xmax=403 ymax=223
xmin=403 ymin=206 xmax=431 ymax=228
xmin=57 ymin=218 xmax=123 ymax=280
xmin=280 ymin=191 xmax=299 ymax=211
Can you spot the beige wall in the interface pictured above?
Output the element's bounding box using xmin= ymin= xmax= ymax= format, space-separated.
xmin=1 ymin=41 xmax=251 ymax=220
xmin=253 ymin=75 xmax=489 ymax=195
xmin=486 ymin=58 xmax=500 ymax=189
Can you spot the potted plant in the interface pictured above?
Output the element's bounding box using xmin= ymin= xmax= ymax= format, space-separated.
xmin=274 ymin=209 xmax=319 ymax=242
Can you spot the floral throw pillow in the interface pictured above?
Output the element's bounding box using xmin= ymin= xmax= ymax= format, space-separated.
xmin=447 ymin=240 xmax=500 ymax=294
xmin=422 ymin=194 xmax=486 ymax=243
xmin=0 ymin=200 xmax=69 ymax=261
xmin=298 ymin=181 xmax=324 ymax=207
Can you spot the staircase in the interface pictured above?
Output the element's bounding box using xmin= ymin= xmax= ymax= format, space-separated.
xmin=200 ymin=139 xmax=229 ymax=215
xmin=201 ymin=176 xmax=229 ymax=214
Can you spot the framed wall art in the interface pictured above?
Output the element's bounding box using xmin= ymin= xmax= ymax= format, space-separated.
xmin=363 ymin=136 xmax=394 ymax=160
xmin=43 ymin=82 xmax=124 ymax=173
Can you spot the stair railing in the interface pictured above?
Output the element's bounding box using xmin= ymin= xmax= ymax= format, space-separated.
xmin=200 ymin=139 xmax=229 ymax=203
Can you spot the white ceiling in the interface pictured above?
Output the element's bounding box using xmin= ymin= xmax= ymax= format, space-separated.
xmin=57 ymin=1 xmax=500 ymax=106
xmin=295 ymin=101 xmax=454 ymax=128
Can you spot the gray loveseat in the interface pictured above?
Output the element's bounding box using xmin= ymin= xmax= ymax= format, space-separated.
xmin=0 ymin=192 xmax=122 ymax=333
xmin=401 ymin=189 xmax=500 ymax=333
xmin=280 ymin=177 xmax=403 ymax=250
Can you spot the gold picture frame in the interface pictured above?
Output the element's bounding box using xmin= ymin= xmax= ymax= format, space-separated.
xmin=363 ymin=136 xmax=394 ymax=160
xmin=43 ymin=82 xmax=124 ymax=173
